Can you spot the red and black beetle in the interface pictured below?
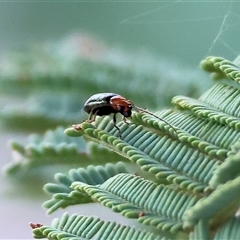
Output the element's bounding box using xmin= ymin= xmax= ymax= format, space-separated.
xmin=77 ymin=93 xmax=176 ymax=137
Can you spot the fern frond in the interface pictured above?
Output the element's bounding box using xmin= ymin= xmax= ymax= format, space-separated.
xmin=183 ymin=175 xmax=240 ymax=230
xmin=200 ymin=83 xmax=240 ymax=119
xmin=212 ymin=216 xmax=240 ymax=240
xmin=63 ymin=55 xmax=240 ymax=239
xmin=4 ymin=126 xmax=127 ymax=177
xmin=43 ymin=162 xmax=129 ymax=214
xmin=173 ymin=94 xmax=240 ymax=132
xmin=66 ymin=116 xmax=219 ymax=193
xmin=210 ymin=142 xmax=240 ymax=187
xmin=189 ymin=219 xmax=209 ymax=240
xmin=4 ymin=126 xmax=86 ymax=176
xmin=32 ymin=212 xmax=166 ymax=240
xmin=72 ymin=173 xmax=198 ymax=233
xmin=133 ymin=110 xmax=227 ymax=160
xmin=201 ymin=56 xmax=240 ymax=82
xmin=21 ymin=54 xmax=240 ymax=239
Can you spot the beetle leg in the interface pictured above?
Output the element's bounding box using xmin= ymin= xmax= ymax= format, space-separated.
xmin=122 ymin=116 xmax=131 ymax=124
xmin=87 ymin=110 xmax=98 ymax=123
xmin=113 ymin=113 xmax=122 ymax=138
xmin=86 ymin=110 xmax=93 ymax=122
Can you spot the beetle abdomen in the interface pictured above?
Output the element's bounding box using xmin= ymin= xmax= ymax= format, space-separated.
xmin=87 ymin=105 xmax=117 ymax=116
xmin=83 ymin=93 xmax=118 ymax=116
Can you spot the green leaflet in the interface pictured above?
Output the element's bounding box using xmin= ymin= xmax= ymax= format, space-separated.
xmin=32 ymin=212 xmax=167 ymax=240
xmin=183 ymin=175 xmax=240 ymax=230
xmin=9 ymin=54 xmax=240 ymax=239
xmin=72 ymin=173 xmax=198 ymax=234
xmin=210 ymin=142 xmax=240 ymax=187
xmin=66 ymin=116 xmax=218 ymax=193
xmin=4 ymin=126 xmax=86 ymax=176
xmin=189 ymin=219 xmax=209 ymax=240
xmin=213 ymin=216 xmax=240 ymax=240
xmin=43 ymin=162 xmax=130 ymax=214
xmin=132 ymin=111 xmax=227 ymax=159
xmin=65 ymin=59 xmax=240 ymax=195
xmin=60 ymin=55 xmax=240 ymax=239
xmin=4 ymin=126 xmax=126 ymax=178
xmin=199 ymin=83 xmax=240 ymax=118
xmin=172 ymin=94 xmax=240 ymax=133
xmin=200 ymin=56 xmax=229 ymax=80
xmin=201 ymin=56 xmax=240 ymax=83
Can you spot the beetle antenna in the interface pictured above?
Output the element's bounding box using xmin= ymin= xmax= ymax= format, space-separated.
xmin=130 ymin=102 xmax=177 ymax=133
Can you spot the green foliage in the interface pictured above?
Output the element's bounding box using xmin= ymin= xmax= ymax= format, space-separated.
xmin=212 ymin=216 xmax=240 ymax=240
xmin=2 ymin=41 xmax=205 ymax=180
xmin=184 ymin=175 xmax=240 ymax=229
xmin=189 ymin=219 xmax=209 ymax=240
xmin=210 ymin=142 xmax=240 ymax=187
xmin=66 ymin=115 xmax=218 ymax=193
xmin=4 ymin=126 xmax=126 ymax=178
xmin=43 ymin=162 xmax=129 ymax=214
xmin=71 ymin=173 xmax=197 ymax=233
xmin=37 ymin=56 xmax=240 ymax=240
xmin=32 ymin=212 xmax=166 ymax=240
xmin=3 ymin=45 xmax=240 ymax=239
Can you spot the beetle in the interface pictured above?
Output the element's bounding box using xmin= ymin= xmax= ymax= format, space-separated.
xmin=78 ymin=93 xmax=176 ymax=137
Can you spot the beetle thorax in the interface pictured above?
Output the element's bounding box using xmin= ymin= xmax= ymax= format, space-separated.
xmin=110 ymin=96 xmax=132 ymax=117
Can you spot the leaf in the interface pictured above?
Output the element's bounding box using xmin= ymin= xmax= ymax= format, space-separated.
xmin=173 ymin=93 xmax=240 ymax=132
xmin=9 ymin=53 xmax=240 ymax=239
xmin=43 ymin=162 xmax=130 ymax=214
xmin=200 ymin=56 xmax=228 ymax=80
xmin=62 ymin=55 xmax=240 ymax=239
xmin=4 ymin=126 xmax=86 ymax=176
xmin=4 ymin=126 xmax=127 ymax=178
xmin=72 ymin=173 xmax=198 ymax=234
xmin=66 ymin=115 xmax=219 ymax=193
xmin=200 ymin=56 xmax=240 ymax=82
xmin=189 ymin=219 xmax=209 ymax=240
xmin=210 ymin=141 xmax=240 ymax=187
xmin=32 ymin=212 xmax=166 ymax=240
xmin=183 ymin=175 xmax=240 ymax=230
xmin=212 ymin=216 xmax=240 ymax=240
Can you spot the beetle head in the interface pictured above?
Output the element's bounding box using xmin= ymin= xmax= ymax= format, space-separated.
xmin=110 ymin=95 xmax=132 ymax=117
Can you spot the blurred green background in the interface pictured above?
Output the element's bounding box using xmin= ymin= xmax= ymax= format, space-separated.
xmin=1 ymin=2 xmax=239 ymax=66
xmin=1 ymin=2 xmax=240 ymax=239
